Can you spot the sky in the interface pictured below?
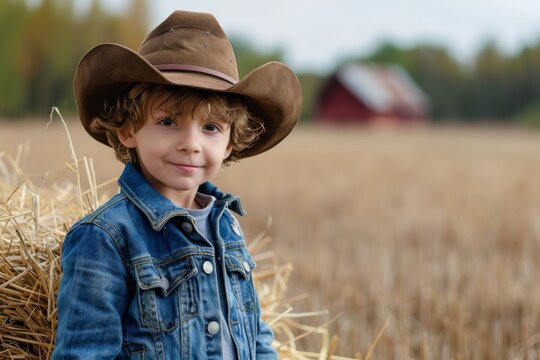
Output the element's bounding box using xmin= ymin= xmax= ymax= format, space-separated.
xmin=84 ymin=0 xmax=540 ymax=73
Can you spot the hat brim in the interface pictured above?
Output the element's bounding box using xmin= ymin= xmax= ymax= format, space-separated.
xmin=74 ymin=44 xmax=302 ymax=159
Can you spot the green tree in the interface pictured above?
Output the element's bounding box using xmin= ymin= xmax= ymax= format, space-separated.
xmin=464 ymin=41 xmax=514 ymax=120
xmin=230 ymin=37 xmax=284 ymax=78
xmin=0 ymin=0 xmax=149 ymax=117
xmin=0 ymin=0 xmax=30 ymax=116
xmin=297 ymin=72 xmax=324 ymax=120
xmin=511 ymin=41 xmax=540 ymax=115
xmin=405 ymin=45 xmax=463 ymax=120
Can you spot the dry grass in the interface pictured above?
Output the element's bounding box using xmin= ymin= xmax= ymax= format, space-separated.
xmin=223 ymin=124 xmax=540 ymax=359
xmin=0 ymin=110 xmax=355 ymax=359
xmin=3 ymin=116 xmax=540 ymax=358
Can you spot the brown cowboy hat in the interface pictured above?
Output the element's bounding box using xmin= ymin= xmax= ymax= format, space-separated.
xmin=74 ymin=10 xmax=302 ymax=159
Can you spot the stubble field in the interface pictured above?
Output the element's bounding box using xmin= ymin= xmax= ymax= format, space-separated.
xmin=2 ymin=119 xmax=540 ymax=359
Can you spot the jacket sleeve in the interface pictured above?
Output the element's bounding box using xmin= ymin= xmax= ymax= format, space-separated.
xmin=254 ymin=290 xmax=279 ymax=359
xmin=51 ymin=224 xmax=129 ymax=360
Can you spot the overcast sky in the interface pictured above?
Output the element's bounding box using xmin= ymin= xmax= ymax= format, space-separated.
xmin=92 ymin=0 xmax=540 ymax=73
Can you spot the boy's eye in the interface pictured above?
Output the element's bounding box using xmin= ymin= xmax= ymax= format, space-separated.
xmin=203 ymin=123 xmax=223 ymax=133
xmin=158 ymin=118 xmax=176 ymax=127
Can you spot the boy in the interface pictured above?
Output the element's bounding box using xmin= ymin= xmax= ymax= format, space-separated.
xmin=52 ymin=10 xmax=302 ymax=360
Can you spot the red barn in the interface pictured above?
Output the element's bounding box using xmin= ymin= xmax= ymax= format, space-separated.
xmin=314 ymin=63 xmax=430 ymax=124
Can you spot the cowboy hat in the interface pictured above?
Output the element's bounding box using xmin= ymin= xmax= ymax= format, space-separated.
xmin=74 ymin=10 xmax=303 ymax=159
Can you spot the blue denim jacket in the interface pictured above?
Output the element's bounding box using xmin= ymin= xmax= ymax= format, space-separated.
xmin=52 ymin=164 xmax=277 ymax=359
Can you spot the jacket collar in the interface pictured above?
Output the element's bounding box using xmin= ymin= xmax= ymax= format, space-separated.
xmin=118 ymin=163 xmax=245 ymax=231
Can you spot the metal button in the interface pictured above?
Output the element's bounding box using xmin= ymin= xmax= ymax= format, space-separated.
xmin=207 ymin=321 xmax=220 ymax=335
xmin=242 ymin=261 xmax=251 ymax=272
xmin=181 ymin=222 xmax=193 ymax=233
xmin=203 ymin=261 xmax=214 ymax=274
xmin=231 ymin=221 xmax=241 ymax=235
xmin=159 ymin=276 xmax=169 ymax=290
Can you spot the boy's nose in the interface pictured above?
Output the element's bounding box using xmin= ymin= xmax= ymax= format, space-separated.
xmin=177 ymin=128 xmax=201 ymax=154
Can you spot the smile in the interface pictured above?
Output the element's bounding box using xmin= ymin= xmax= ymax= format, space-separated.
xmin=170 ymin=163 xmax=201 ymax=173
xmin=171 ymin=163 xmax=201 ymax=173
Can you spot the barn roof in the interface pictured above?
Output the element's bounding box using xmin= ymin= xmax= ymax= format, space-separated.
xmin=336 ymin=63 xmax=429 ymax=115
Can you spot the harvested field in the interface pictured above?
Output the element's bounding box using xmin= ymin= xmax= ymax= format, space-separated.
xmin=2 ymin=117 xmax=540 ymax=358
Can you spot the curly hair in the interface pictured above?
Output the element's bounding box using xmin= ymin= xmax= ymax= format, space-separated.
xmin=90 ymin=84 xmax=265 ymax=166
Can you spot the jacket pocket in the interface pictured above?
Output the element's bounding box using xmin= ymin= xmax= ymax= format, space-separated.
xmin=225 ymin=247 xmax=257 ymax=313
xmin=134 ymin=255 xmax=198 ymax=332
xmin=123 ymin=341 xmax=146 ymax=360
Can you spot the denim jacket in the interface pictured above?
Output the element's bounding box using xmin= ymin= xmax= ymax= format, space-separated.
xmin=52 ymin=164 xmax=277 ymax=359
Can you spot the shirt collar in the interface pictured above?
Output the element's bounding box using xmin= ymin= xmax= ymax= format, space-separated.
xmin=118 ymin=163 xmax=245 ymax=231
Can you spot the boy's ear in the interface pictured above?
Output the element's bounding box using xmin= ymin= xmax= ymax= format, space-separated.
xmin=117 ymin=126 xmax=137 ymax=148
xmin=224 ymin=143 xmax=233 ymax=159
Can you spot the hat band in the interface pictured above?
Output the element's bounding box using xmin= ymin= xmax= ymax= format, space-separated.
xmin=154 ymin=64 xmax=238 ymax=85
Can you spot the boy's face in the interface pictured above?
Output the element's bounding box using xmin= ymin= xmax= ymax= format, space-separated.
xmin=119 ymin=106 xmax=232 ymax=209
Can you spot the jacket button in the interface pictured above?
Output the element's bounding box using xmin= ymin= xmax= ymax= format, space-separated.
xmin=203 ymin=261 xmax=214 ymax=274
xmin=207 ymin=321 xmax=220 ymax=335
xmin=181 ymin=222 xmax=193 ymax=233
xmin=231 ymin=221 xmax=241 ymax=235
xmin=242 ymin=261 xmax=251 ymax=272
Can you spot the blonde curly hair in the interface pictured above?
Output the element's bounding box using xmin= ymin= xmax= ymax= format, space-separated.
xmin=90 ymin=84 xmax=264 ymax=166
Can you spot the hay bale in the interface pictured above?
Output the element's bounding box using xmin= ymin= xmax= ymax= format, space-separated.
xmin=0 ymin=157 xmax=64 ymax=359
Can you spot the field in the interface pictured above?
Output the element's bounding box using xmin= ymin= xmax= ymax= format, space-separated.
xmin=3 ymin=119 xmax=540 ymax=358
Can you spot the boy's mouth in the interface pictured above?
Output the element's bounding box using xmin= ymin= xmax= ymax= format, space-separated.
xmin=171 ymin=163 xmax=201 ymax=173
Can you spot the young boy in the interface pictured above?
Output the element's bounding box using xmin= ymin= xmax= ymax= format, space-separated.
xmin=52 ymin=10 xmax=302 ymax=360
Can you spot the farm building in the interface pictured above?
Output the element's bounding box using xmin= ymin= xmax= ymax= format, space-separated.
xmin=313 ymin=63 xmax=430 ymax=124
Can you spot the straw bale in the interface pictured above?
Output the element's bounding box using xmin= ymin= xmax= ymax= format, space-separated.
xmin=0 ymin=109 xmax=356 ymax=359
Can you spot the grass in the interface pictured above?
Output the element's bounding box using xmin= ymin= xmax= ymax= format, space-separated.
xmin=218 ymin=124 xmax=540 ymax=358
xmin=2 ymin=118 xmax=540 ymax=358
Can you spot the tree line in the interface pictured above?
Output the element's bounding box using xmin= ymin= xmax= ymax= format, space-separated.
xmin=357 ymin=41 xmax=540 ymax=122
xmin=3 ymin=0 xmax=540 ymax=123
xmin=1 ymin=0 xmax=148 ymax=117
